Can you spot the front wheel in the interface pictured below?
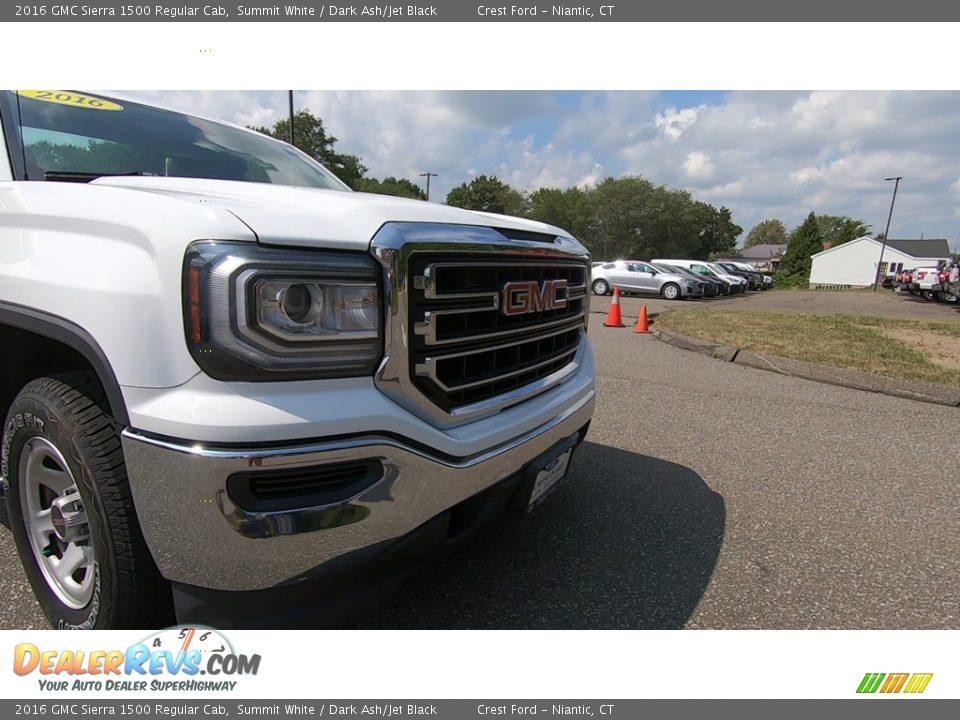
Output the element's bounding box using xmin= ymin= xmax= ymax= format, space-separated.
xmin=592 ymin=278 xmax=610 ymax=296
xmin=661 ymin=283 xmax=681 ymax=300
xmin=922 ymin=290 xmax=936 ymax=301
xmin=3 ymin=373 xmax=173 ymax=629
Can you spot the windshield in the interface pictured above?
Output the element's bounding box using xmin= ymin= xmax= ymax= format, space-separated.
xmin=652 ymin=263 xmax=681 ymax=275
xmin=4 ymin=90 xmax=348 ymax=189
xmin=667 ymin=264 xmax=698 ymax=277
xmin=689 ymin=264 xmax=720 ymax=279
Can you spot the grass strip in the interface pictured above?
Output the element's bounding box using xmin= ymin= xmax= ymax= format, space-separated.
xmin=656 ymin=310 xmax=960 ymax=387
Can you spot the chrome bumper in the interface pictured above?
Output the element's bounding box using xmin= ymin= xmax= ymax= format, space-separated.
xmin=121 ymin=390 xmax=594 ymax=592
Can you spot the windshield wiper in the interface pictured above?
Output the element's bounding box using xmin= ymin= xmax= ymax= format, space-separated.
xmin=43 ymin=170 xmax=159 ymax=183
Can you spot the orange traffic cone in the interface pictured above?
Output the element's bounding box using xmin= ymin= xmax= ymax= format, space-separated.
xmin=634 ymin=304 xmax=651 ymax=334
xmin=604 ymin=287 xmax=626 ymax=327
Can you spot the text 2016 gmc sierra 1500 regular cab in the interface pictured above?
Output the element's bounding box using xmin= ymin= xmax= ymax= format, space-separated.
xmin=0 ymin=91 xmax=595 ymax=629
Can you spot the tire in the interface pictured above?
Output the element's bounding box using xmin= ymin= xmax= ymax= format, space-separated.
xmin=922 ymin=290 xmax=936 ymax=301
xmin=2 ymin=372 xmax=173 ymax=629
xmin=592 ymin=278 xmax=610 ymax=296
xmin=661 ymin=283 xmax=681 ymax=300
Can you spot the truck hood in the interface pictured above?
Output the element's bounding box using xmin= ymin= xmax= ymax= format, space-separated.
xmin=93 ymin=176 xmax=570 ymax=250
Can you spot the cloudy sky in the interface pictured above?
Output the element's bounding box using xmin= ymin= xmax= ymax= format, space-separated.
xmin=125 ymin=90 xmax=960 ymax=249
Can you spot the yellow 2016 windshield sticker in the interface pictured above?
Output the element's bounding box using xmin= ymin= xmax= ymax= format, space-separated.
xmin=16 ymin=90 xmax=123 ymax=112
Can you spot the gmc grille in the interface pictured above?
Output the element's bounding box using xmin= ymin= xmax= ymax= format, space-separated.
xmin=408 ymin=255 xmax=587 ymax=412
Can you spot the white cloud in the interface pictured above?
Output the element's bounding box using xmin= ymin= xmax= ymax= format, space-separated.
xmin=118 ymin=89 xmax=960 ymax=245
xmin=655 ymin=105 xmax=704 ymax=141
xmin=683 ymin=151 xmax=713 ymax=179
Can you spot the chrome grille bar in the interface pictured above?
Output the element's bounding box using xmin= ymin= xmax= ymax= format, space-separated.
xmin=415 ymin=323 xmax=583 ymax=392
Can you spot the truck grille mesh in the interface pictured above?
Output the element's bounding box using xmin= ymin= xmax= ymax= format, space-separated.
xmin=408 ymin=255 xmax=587 ymax=411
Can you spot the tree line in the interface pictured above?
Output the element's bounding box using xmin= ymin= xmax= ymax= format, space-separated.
xmin=257 ymin=111 xmax=743 ymax=260
xmin=257 ymin=111 xmax=871 ymax=271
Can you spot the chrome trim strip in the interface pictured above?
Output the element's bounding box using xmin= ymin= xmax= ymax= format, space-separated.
xmin=417 ymin=260 xmax=587 ymax=300
xmin=416 ymin=308 xmax=587 ymax=346
xmin=369 ymin=223 xmax=591 ymax=429
xmin=419 ymin=352 xmax=578 ymax=392
xmin=417 ymin=264 xmax=499 ymax=303
xmin=447 ymin=361 xmax=579 ymax=418
xmin=415 ymin=323 xmax=582 ymax=392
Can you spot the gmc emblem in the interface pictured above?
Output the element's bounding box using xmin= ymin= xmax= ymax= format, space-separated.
xmin=501 ymin=279 xmax=568 ymax=316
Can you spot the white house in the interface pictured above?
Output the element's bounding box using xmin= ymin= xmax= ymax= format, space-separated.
xmin=809 ymin=236 xmax=951 ymax=288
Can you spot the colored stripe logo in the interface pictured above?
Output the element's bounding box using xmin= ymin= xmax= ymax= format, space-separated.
xmin=857 ymin=672 xmax=933 ymax=694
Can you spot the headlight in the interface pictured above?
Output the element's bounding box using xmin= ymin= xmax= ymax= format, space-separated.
xmin=183 ymin=241 xmax=381 ymax=380
xmin=254 ymin=280 xmax=377 ymax=338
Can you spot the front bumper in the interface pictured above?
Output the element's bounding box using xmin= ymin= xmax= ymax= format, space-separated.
xmin=121 ymin=383 xmax=594 ymax=593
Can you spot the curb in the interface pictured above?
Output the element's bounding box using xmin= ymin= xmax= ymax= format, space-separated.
xmin=654 ymin=329 xmax=960 ymax=408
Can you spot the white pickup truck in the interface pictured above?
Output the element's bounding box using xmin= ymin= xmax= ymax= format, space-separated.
xmin=0 ymin=90 xmax=595 ymax=629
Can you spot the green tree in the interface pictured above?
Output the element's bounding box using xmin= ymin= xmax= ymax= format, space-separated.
xmin=446 ymin=173 xmax=743 ymax=264
xmin=744 ymin=218 xmax=788 ymax=248
xmin=446 ymin=175 xmax=528 ymax=216
xmin=585 ymin=176 xmax=655 ymax=260
xmin=526 ymin=186 xmax=592 ymax=240
xmin=354 ymin=176 xmax=426 ymax=200
xmin=777 ymin=212 xmax=823 ymax=284
xmin=28 ymin=140 xmax=163 ymax=176
xmin=252 ymin=110 xmax=367 ymax=188
xmin=579 ymin=176 xmax=741 ymax=261
xmin=693 ymin=204 xmax=742 ymax=259
xmin=835 ymin=218 xmax=871 ymax=245
xmin=817 ymin=215 xmax=871 ymax=247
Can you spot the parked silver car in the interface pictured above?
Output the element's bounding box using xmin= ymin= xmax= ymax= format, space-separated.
xmin=591 ymin=260 xmax=704 ymax=300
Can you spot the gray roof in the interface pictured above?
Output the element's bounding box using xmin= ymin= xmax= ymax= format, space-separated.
xmin=739 ymin=243 xmax=787 ymax=259
xmin=884 ymin=238 xmax=950 ymax=258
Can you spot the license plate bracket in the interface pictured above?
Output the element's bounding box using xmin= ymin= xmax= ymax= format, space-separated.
xmin=519 ymin=435 xmax=579 ymax=512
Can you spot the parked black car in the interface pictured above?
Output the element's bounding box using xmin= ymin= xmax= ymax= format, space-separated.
xmin=653 ymin=263 xmax=726 ymax=296
xmin=717 ymin=262 xmax=763 ymax=290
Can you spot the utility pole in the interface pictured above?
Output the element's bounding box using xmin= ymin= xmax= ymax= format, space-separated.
xmin=288 ymin=90 xmax=295 ymax=147
xmin=873 ymin=176 xmax=902 ymax=291
xmin=419 ymin=171 xmax=438 ymax=201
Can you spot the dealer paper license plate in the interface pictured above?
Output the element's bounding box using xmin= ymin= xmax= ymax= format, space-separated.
xmin=528 ymin=448 xmax=573 ymax=510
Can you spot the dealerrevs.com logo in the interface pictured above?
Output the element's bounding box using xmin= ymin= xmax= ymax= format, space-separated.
xmin=13 ymin=627 xmax=261 ymax=692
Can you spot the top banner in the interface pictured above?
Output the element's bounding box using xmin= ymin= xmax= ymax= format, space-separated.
xmin=6 ymin=0 xmax=960 ymax=21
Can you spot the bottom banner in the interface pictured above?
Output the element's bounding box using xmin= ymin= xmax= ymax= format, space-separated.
xmin=0 ymin=700 xmax=956 ymax=719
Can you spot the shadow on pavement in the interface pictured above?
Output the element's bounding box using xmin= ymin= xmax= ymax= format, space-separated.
xmin=352 ymin=441 xmax=726 ymax=629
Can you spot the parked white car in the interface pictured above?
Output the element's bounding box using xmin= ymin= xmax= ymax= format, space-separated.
xmin=651 ymin=259 xmax=747 ymax=293
xmin=704 ymin=262 xmax=750 ymax=292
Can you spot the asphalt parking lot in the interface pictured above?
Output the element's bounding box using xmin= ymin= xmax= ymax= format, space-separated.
xmin=1 ymin=303 xmax=958 ymax=629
